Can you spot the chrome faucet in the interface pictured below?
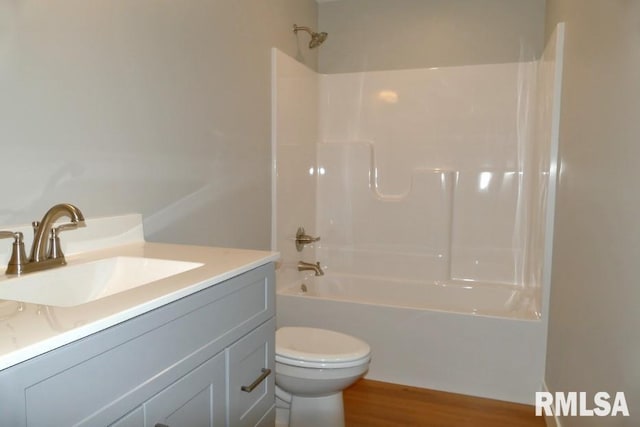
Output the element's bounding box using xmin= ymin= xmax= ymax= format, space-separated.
xmin=297 ymin=261 xmax=324 ymax=276
xmin=0 ymin=203 xmax=85 ymax=275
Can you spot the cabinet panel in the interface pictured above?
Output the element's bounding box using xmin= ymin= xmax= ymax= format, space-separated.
xmin=228 ymin=318 xmax=275 ymax=427
xmin=254 ymin=406 xmax=275 ymax=427
xmin=145 ymin=351 xmax=226 ymax=427
xmin=111 ymin=407 xmax=144 ymax=427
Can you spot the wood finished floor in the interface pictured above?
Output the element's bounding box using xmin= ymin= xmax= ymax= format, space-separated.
xmin=343 ymin=380 xmax=546 ymax=427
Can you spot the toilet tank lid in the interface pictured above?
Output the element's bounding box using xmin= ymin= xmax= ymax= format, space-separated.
xmin=276 ymin=327 xmax=371 ymax=363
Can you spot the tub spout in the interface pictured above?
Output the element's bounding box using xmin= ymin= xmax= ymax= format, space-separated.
xmin=298 ymin=261 xmax=324 ymax=276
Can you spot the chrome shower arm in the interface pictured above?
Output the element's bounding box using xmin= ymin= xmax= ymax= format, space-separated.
xmin=293 ymin=25 xmax=312 ymax=35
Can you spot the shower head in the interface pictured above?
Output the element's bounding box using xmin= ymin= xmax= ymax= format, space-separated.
xmin=293 ymin=24 xmax=328 ymax=49
xmin=309 ymin=31 xmax=328 ymax=49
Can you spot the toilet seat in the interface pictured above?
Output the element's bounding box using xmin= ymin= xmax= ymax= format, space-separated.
xmin=276 ymin=327 xmax=371 ymax=369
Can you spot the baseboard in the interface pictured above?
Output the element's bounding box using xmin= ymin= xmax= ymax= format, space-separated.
xmin=542 ymin=381 xmax=562 ymax=427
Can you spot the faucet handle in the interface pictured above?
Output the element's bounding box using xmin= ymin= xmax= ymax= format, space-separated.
xmin=0 ymin=231 xmax=19 ymax=240
xmin=47 ymin=222 xmax=79 ymax=260
xmin=0 ymin=231 xmax=28 ymax=275
xmin=295 ymin=227 xmax=321 ymax=252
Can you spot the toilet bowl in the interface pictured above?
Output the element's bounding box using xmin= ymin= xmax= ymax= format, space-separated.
xmin=275 ymin=327 xmax=371 ymax=427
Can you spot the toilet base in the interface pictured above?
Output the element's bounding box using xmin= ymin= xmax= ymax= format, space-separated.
xmin=289 ymin=392 xmax=345 ymax=427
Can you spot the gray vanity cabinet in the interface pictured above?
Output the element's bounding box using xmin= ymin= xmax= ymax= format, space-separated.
xmin=0 ymin=263 xmax=276 ymax=427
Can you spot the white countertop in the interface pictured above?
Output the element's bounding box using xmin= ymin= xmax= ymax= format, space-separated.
xmin=0 ymin=223 xmax=278 ymax=371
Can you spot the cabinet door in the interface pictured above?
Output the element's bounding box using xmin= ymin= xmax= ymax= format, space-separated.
xmin=228 ymin=318 xmax=275 ymax=427
xmin=144 ymin=351 xmax=227 ymax=427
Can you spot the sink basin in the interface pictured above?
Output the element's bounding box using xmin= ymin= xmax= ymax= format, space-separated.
xmin=0 ymin=257 xmax=204 ymax=307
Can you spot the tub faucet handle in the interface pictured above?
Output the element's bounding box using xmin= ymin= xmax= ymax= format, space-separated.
xmin=295 ymin=227 xmax=320 ymax=252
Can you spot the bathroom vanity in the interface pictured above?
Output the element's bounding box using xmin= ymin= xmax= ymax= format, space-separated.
xmin=0 ymin=214 xmax=278 ymax=426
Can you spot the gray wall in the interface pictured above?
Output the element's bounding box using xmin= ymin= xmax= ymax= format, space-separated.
xmin=318 ymin=0 xmax=545 ymax=73
xmin=0 ymin=0 xmax=317 ymax=250
xmin=545 ymin=1 xmax=640 ymax=425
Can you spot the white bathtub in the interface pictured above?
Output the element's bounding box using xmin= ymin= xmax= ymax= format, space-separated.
xmin=279 ymin=274 xmax=539 ymax=319
xmin=276 ymin=273 xmax=546 ymax=404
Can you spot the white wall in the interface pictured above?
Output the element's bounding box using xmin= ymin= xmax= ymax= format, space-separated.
xmin=0 ymin=0 xmax=317 ymax=249
xmin=545 ymin=1 xmax=640 ymax=425
xmin=318 ymin=0 xmax=545 ymax=73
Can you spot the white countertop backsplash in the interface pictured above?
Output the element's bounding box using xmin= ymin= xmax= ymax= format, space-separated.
xmin=0 ymin=214 xmax=278 ymax=370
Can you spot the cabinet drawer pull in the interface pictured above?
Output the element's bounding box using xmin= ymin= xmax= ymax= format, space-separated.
xmin=155 ymin=424 xmax=169 ymax=427
xmin=241 ymin=368 xmax=271 ymax=393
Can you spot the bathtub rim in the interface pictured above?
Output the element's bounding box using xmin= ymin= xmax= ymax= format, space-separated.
xmin=277 ymin=272 xmax=541 ymax=321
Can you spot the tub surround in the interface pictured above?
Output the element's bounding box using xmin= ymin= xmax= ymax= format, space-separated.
xmin=272 ymin=48 xmax=550 ymax=293
xmin=316 ymin=62 xmax=539 ymax=288
xmin=271 ymin=48 xmax=319 ymax=273
xmin=0 ymin=214 xmax=279 ymax=371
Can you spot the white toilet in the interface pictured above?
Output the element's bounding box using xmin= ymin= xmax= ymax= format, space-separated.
xmin=275 ymin=327 xmax=371 ymax=427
